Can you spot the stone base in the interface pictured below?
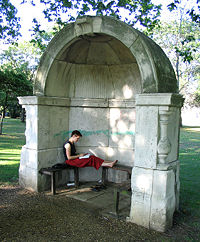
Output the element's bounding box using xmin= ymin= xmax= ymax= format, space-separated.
xmin=129 ymin=166 xmax=178 ymax=232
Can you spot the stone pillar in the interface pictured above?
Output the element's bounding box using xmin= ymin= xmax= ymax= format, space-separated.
xmin=18 ymin=96 xmax=70 ymax=192
xmin=128 ymin=93 xmax=184 ymax=232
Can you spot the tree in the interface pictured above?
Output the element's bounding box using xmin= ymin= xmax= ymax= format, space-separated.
xmin=1 ymin=0 xmax=163 ymax=45
xmin=1 ymin=0 xmax=199 ymax=48
xmin=0 ymin=67 xmax=33 ymax=134
xmin=167 ymin=0 xmax=200 ymax=24
xmin=152 ymin=19 xmax=200 ymax=107
xmin=0 ymin=41 xmax=41 ymax=76
xmin=0 ymin=41 xmax=40 ymax=134
xmin=1 ymin=0 xmax=199 ymax=45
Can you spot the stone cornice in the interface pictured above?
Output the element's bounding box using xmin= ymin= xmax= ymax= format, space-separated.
xmin=18 ymin=96 xmax=136 ymax=108
xmin=136 ymin=93 xmax=184 ymax=107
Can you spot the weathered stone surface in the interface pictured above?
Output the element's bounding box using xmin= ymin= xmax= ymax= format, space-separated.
xmin=69 ymin=107 xmax=109 ymax=147
xmin=164 ymin=107 xmax=180 ymax=163
xmin=135 ymin=93 xmax=184 ymax=107
xmin=174 ymin=161 xmax=180 ymax=211
xmin=150 ymin=169 xmax=176 ymax=232
xmin=129 ymin=167 xmax=177 ymax=232
xmin=130 ymin=167 xmax=154 ymax=228
xmin=109 ymin=108 xmax=136 ymax=149
xmin=134 ymin=106 xmax=159 ymax=169
xmin=129 ymin=94 xmax=183 ymax=232
xmin=19 ymin=162 xmax=38 ymax=192
xmin=20 ymin=146 xmax=38 ymax=170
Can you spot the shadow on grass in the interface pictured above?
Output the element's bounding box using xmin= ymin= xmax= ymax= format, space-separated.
xmin=0 ymin=163 xmax=19 ymax=183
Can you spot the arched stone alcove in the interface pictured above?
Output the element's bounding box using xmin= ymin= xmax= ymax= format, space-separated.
xmin=18 ymin=16 xmax=184 ymax=232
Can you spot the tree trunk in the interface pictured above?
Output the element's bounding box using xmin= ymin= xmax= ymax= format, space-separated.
xmin=3 ymin=92 xmax=8 ymax=118
xmin=0 ymin=114 xmax=3 ymax=135
xmin=21 ymin=108 xmax=25 ymax=122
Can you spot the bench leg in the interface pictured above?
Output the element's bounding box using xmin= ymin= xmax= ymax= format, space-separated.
xmin=102 ymin=167 xmax=108 ymax=185
xmin=114 ymin=188 xmax=120 ymax=216
xmin=74 ymin=167 xmax=79 ymax=188
xmin=51 ymin=172 xmax=56 ymax=195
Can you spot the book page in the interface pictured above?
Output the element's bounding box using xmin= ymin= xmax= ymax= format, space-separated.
xmin=79 ymin=154 xmax=91 ymax=159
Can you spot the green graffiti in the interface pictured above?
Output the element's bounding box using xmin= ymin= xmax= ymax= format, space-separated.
xmin=54 ymin=129 xmax=135 ymax=138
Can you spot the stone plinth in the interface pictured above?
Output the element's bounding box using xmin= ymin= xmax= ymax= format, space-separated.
xmin=128 ymin=93 xmax=184 ymax=232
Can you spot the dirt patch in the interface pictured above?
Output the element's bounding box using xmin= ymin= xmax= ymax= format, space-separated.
xmin=0 ymin=185 xmax=199 ymax=241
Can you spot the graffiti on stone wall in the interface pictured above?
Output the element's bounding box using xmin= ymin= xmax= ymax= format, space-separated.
xmin=55 ymin=129 xmax=135 ymax=139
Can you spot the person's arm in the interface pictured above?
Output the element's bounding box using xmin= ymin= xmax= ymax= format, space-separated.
xmin=65 ymin=143 xmax=84 ymax=160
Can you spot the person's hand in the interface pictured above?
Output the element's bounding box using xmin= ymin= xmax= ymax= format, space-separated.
xmin=79 ymin=153 xmax=85 ymax=157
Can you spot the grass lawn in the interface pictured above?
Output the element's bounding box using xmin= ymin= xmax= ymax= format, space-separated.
xmin=0 ymin=118 xmax=200 ymax=236
xmin=178 ymin=126 xmax=200 ymax=231
xmin=0 ymin=118 xmax=25 ymax=185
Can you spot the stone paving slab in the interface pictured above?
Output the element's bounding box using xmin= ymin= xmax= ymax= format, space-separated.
xmin=54 ymin=182 xmax=131 ymax=219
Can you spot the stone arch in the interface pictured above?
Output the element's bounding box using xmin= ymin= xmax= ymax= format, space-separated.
xmin=18 ymin=16 xmax=184 ymax=233
xmin=34 ymin=16 xmax=178 ymax=96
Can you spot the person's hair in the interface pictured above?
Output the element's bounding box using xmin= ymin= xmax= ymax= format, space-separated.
xmin=71 ymin=130 xmax=82 ymax=137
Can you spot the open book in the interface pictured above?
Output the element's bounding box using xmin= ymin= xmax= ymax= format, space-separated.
xmin=79 ymin=154 xmax=91 ymax=159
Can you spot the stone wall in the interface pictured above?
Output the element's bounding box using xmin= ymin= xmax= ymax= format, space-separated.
xmin=68 ymin=98 xmax=136 ymax=182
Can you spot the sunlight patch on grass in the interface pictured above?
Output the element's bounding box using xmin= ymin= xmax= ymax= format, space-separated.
xmin=0 ymin=160 xmax=19 ymax=165
xmin=0 ymin=149 xmax=21 ymax=153
xmin=185 ymin=127 xmax=200 ymax=132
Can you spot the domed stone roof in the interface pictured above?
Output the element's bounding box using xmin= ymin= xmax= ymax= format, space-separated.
xmin=34 ymin=16 xmax=178 ymax=97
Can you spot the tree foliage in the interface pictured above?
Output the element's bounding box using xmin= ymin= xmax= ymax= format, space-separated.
xmin=38 ymin=0 xmax=161 ymax=29
xmin=0 ymin=41 xmax=41 ymax=76
xmin=152 ymin=20 xmax=200 ymax=107
xmin=0 ymin=67 xmax=33 ymax=116
xmin=0 ymin=0 xmax=21 ymax=43
xmin=29 ymin=0 xmax=162 ymax=50
xmin=0 ymin=42 xmax=39 ymax=123
xmin=167 ymin=0 xmax=200 ymax=24
xmin=0 ymin=0 xmax=199 ymax=46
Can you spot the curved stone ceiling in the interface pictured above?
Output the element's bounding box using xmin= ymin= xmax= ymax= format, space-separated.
xmin=62 ymin=33 xmax=136 ymax=65
xmin=34 ymin=16 xmax=178 ymax=96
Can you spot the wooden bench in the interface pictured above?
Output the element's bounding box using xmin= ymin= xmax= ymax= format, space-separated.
xmin=102 ymin=164 xmax=132 ymax=216
xmin=39 ymin=165 xmax=79 ymax=195
xmin=39 ymin=164 xmax=132 ymax=197
xmin=102 ymin=164 xmax=132 ymax=185
xmin=113 ymin=179 xmax=131 ymax=216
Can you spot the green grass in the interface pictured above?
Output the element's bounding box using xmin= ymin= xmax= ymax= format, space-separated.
xmin=178 ymin=126 xmax=200 ymax=230
xmin=0 ymin=118 xmax=26 ymax=184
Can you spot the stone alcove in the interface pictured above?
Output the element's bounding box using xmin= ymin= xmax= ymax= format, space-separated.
xmin=18 ymin=16 xmax=184 ymax=232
